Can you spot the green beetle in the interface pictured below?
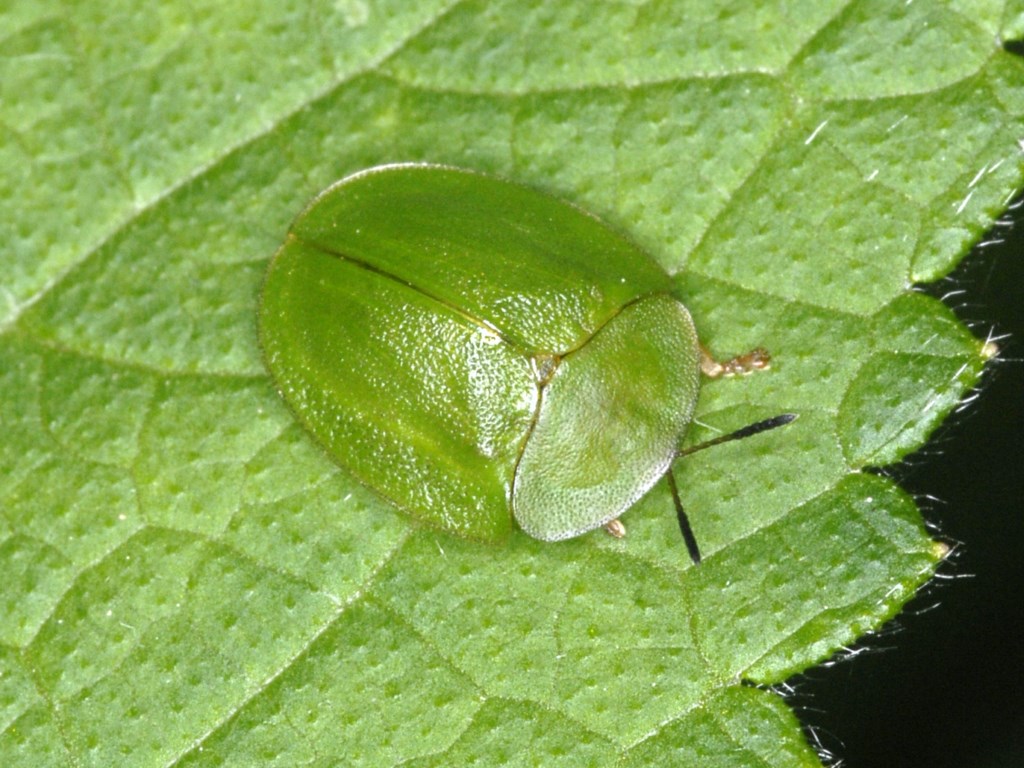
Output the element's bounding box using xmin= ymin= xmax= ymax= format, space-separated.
xmin=259 ymin=163 xmax=785 ymax=560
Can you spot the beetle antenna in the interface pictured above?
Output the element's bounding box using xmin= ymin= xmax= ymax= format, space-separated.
xmin=667 ymin=469 xmax=702 ymax=564
xmin=676 ymin=413 xmax=797 ymax=458
xmin=671 ymin=413 xmax=797 ymax=565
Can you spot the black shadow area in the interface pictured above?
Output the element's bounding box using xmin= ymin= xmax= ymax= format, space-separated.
xmin=791 ymin=194 xmax=1024 ymax=768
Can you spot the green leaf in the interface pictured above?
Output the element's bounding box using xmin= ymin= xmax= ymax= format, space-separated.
xmin=2 ymin=1 xmax=1021 ymax=765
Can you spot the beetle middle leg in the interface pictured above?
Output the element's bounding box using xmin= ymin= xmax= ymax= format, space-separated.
xmin=699 ymin=344 xmax=770 ymax=378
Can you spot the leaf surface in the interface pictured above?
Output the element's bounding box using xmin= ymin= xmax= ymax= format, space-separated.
xmin=2 ymin=1 xmax=1022 ymax=765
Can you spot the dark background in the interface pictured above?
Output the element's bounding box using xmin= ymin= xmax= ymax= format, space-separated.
xmin=794 ymin=191 xmax=1024 ymax=766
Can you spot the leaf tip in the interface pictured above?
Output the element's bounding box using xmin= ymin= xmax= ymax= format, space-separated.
xmin=930 ymin=540 xmax=952 ymax=561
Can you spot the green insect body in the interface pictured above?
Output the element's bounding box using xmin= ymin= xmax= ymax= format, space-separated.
xmin=259 ymin=164 xmax=712 ymax=543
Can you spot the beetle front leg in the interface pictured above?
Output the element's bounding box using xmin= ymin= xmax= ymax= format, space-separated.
xmin=699 ymin=343 xmax=771 ymax=378
xmin=603 ymin=519 xmax=626 ymax=538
